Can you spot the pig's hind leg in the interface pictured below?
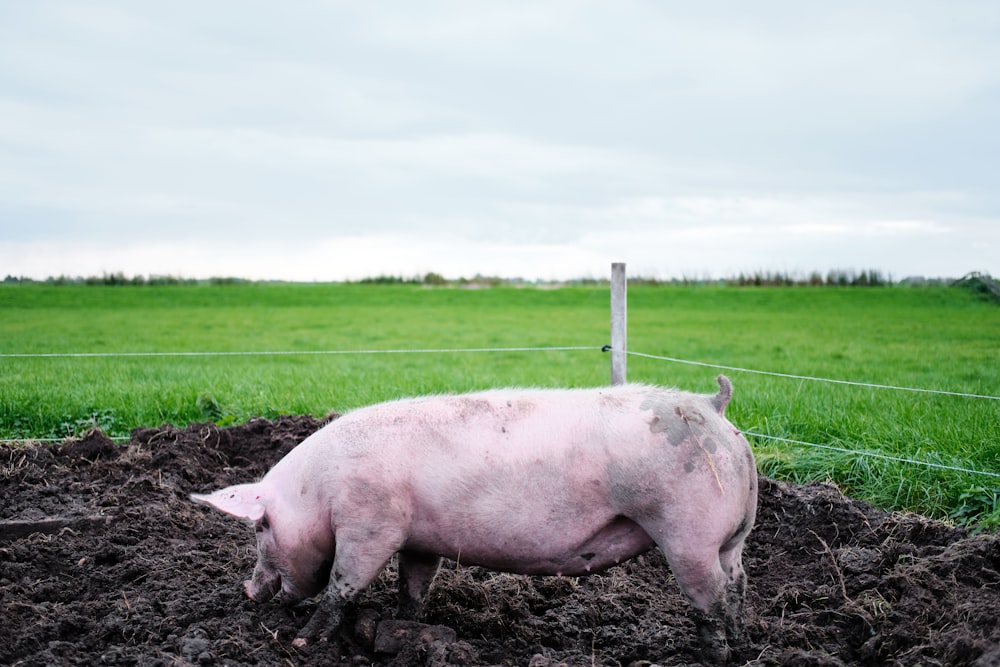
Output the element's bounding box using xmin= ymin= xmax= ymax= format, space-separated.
xmin=397 ymin=551 xmax=442 ymax=620
xmin=292 ymin=527 xmax=406 ymax=648
xmin=641 ymin=523 xmax=745 ymax=664
xmin=716 ymin=534 xmax=749 ymax=642
xmin=664 ymin=545 xmax=736 ymax=663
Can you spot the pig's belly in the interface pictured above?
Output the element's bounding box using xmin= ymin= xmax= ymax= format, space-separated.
xmin=408 ymin=515 xmax=657 ymax=576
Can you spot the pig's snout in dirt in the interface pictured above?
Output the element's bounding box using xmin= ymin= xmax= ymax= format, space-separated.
xmin=242 ymin=580 xmax=262 ymax=601
xmin=243 ymin=570 xmax=279 ymax=603
xmin=191 ymin=377 xmax=757 ymax=664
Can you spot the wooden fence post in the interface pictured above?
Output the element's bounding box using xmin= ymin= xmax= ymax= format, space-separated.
xmin=610 ymin=263 xmax=627 ymax=385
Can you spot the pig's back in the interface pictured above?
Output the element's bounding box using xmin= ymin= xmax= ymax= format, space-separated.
xmin=325 ymin=384 xmax=671 ymax=460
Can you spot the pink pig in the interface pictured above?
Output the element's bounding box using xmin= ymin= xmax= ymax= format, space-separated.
xmin=192 ymin=376 xmax=757 ymax=663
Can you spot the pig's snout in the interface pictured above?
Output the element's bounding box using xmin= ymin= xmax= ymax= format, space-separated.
xmin=244 ymin=567 xmax=281 ymax=603
xmin=243 ymin=580 xmax=263 ymax=601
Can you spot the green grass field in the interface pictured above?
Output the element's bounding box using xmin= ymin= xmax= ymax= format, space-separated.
xmin=2 ymin=282 xmax=998 ymax=527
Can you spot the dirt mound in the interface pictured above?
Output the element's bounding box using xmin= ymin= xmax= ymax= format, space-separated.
xmin=2 ymin=417 xmax=998 ymax=666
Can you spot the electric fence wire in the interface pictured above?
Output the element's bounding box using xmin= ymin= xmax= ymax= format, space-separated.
xmin=3 ymin=345 xmax=997 ymax=480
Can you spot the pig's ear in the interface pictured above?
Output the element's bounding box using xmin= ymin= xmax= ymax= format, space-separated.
xmin=191 ymin=484 xmax=267 ymax=521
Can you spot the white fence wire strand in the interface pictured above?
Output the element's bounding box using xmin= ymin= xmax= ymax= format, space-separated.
xmin=3 ymin=344 xmax=997 ymax=480
xmin=626 ymin=348 xmax=999 ymax=480
xmin=626 ymin=350 xmax=1000 ymax=401
xmin=0 ymin=346 xmax=599 ymax=359
xmin=7 ymin=345 xmax=998 ymax=401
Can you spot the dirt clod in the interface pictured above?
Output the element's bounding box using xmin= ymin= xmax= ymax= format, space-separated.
xmin=375 ymin=620 xmax=458 ymax=654
xmin=1 ymin=417 xmax=998 ymax=665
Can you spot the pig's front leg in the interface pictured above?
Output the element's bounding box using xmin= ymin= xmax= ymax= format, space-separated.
xmin=397 ymin=550 xmax=442 ymax=620
xmin=291 ymin=527 xmax=405 ymax=648
xmin=291 ymin=585 xmax=350 ymax=648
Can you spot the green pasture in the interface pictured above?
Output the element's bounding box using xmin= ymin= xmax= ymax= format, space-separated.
xmin=2 ymin=282 xmax=998 ymax=527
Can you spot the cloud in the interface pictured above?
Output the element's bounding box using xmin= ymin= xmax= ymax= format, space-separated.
xmin=781 ymin=220 xmax=949 ymax=237
xmin=0 ymin=2 xmax=998 ymax=280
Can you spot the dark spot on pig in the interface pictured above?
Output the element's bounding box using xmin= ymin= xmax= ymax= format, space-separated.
xmin=646 ymin=414 xmax=686 ymax=444
xmin=580 ymin=552 xmax=596 ymax=561
xmin=703 ymin=437 xmax=718 ymax=454
xmin=675 ymin=405 xmax=705 ymax=425
xmin=684 ymin=445 xmax=703 ymax=473
xmin=640 ymin=396 xmax=689 ymax=445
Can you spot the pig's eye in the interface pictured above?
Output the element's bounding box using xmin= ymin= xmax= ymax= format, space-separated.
xmin=256 ymin=516 xmax=270 ymax=532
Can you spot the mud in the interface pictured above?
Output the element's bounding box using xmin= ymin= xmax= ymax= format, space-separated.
xmin=2 ymin=417 xmax=998 ymax=666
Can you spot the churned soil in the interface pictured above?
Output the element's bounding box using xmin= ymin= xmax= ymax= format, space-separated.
xmin=2 ymin=417 xmax=999 ymax=666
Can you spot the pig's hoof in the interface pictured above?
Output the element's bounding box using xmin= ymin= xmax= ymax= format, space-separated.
xmin=291 ymin=637 xmax=309 ymax=648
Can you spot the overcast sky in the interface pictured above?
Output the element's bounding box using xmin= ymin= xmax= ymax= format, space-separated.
xmin=1 ymin=2 xmax=998 ymax=282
